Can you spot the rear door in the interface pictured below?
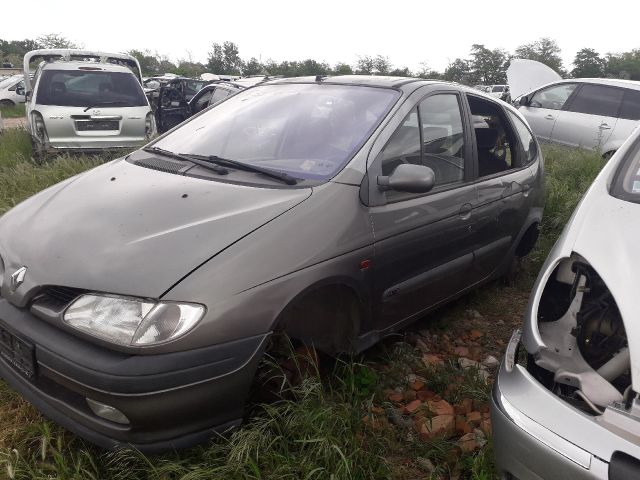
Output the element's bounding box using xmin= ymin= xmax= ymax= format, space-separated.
xmin=467 ymin=94 xmax=536 ymax=278
xmin=551 ymin=83 xmax=624 ymax=149
xmin=367 ymin=88 xmax=478 ymax=330
xmin=519 ymin=83 xmax=578 ymax=141
xmin=609 ymin=89 xmax=640 ymax=149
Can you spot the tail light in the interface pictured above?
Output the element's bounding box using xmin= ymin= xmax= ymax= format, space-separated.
xmin=31 ymin=111 xmax=48 ymax=141
xmin=145 ymin=112 xmax=156 ymax=140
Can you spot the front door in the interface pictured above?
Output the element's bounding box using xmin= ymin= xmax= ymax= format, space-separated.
xmin=520 ymin=83 xmax=578 ymax=142
xmin=368 ymin=90 xmax=478 ymax=330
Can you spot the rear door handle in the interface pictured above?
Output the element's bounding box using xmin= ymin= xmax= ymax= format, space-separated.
xmin=544 ymin=115 xmax=555 ymax=120
xmin=459 ymin=203 xmax=472 ymax=220
xmin=600 ymin=123 xmax=612 ymax=130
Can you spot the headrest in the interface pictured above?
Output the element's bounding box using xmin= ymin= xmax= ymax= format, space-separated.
xmin=475 ymin=128 xmax=499 ymax=149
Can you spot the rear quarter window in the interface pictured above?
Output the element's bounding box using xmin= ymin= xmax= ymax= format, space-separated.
xmin=619 ymin=89 xmax=640 ymax=121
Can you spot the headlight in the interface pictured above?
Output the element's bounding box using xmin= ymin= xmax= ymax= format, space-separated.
xmin=63 ymin=294 xmax=205 ymax=346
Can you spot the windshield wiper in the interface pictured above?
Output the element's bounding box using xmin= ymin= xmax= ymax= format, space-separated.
xmin=143 ymin=147 xmax=229 ymax=175
xmin=83 ymin=101 xmax=129 ymax=112
xmin=181 ymin=153 xmax=299 ymax=185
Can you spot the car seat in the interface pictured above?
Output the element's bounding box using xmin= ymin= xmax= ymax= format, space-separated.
xmin=50 ymin=81 xmax=66 ymax=97
xmin=476 ymin=128 xmax=508 ymax=176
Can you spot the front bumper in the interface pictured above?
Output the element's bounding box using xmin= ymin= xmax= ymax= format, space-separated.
xmin=0 ymin=298 xmax=267 ymax=452
xmin=491 ymin=331 xmax=640 ymax=479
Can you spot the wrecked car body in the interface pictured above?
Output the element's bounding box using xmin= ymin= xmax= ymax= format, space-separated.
xmin=23 ymin=49 xmax=155 ymax=156
xmin=155 ymin=80 xmax=242 ymax=133
xmin=492 ymin=128 xmax=640 ymax=478
xmin=0 ymin=76 xmax=543 ymax=451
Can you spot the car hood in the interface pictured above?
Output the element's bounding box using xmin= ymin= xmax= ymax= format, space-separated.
xmin=507 ymin=58 xmax=562 ymax=99
xmin=0 ymin=159 xmax=311 ymax=305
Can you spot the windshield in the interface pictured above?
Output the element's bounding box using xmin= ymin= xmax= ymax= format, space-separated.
xmin=153 ymin=83 xmax=400 ymax=181
xmin=36 ymin=69 xmax=147 ymax=107
xmin=612 ymin=140 xmax=640 ymax=203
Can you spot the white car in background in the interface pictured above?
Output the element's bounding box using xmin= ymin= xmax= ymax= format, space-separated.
xmin=509 ymin=59 xmax=640 ymax=156
xmin=488 ymin=84 xmax=509 ymax=100
xmin=0 ymin=74 xmax=26 ymax=106
xmin=23 ymin=49 xmax=155 ymax=156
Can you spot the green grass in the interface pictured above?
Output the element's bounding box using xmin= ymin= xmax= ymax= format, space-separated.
xmin=0 ymin=104 xmax=26 ymax=118
xmin=0 ymin=131 xmax=608 ymax=479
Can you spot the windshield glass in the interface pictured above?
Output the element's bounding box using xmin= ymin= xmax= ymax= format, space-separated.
xmin=612 ymin=141 xmax=640 ymax=203
xmin=36 ymin=69 xmax=147 ymax=107
xmin=153 ymin=83 xmax=399 ymax=181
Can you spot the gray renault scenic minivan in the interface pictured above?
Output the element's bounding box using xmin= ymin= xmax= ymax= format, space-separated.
xmin=0 ymin=76 xmax=544 ymax=451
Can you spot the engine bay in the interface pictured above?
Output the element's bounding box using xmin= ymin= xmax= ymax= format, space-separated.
xmin=530 ymin=254 xmax=637 ymax=417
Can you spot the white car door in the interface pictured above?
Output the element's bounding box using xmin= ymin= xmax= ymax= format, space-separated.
xmin=519 ymin=83 xmax=578 ymax=142
xmin=550 ymin=84 xmax=623 ymax=150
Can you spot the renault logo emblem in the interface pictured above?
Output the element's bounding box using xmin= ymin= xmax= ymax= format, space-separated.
xmin=10 ymin=267 xmax=27 ymax=292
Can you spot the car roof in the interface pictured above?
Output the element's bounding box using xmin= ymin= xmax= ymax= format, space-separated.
xmin=549 ymin=78 xmax=640 ymax=91
xmin=41 ymin=61 xmax=135 ymax=74
xmin=266 ymin=75 xmax=447 ymax=90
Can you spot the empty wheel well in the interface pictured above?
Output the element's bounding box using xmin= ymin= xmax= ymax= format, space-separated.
xmin=275 ymin=284 xmax=363 ymax=356
xmin=515 ymin=222 xmax=539 ymax=258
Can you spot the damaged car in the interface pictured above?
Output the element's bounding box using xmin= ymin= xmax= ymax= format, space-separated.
xmin=492 ymin=128 xmax=640 ymax=478
xmin=155 ymin=80 xmax=242 ymax=133
xmin=23 ymin=49 xmax=155 ymax=156
xmin=0 ymin=75 xmax=543 ymax=451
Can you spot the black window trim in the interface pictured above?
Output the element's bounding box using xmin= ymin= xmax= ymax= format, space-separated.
xmin=610 ymin=132 xmax=640 ymax=203
xmin=374 ymin=89 xmax=475 ymax=205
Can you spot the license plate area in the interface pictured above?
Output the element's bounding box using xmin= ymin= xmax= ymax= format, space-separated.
xmin=75 ymin=120 xmax=119 ymax=131
xmin=0 ymin=324 xmax=36 ymax=379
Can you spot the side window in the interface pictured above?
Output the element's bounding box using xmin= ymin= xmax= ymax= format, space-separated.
xmin=508 ymin=111 xmax=537 ymax=165
xmin=619 ymin=89 xmax=640 ymax=121
xmin=379 ymin=107 xmax=421 ymax=177
xmin=567 ymin=84 xmax=624 ymax=117
xmin=193 ymin=90 xmax=213 ymax=113
xmin=419 ymin=94 xmax=465 ymax=186
xmin=209 ymin=87 xmax=232 ymax=106
xmin=530 ymin=83 xmax=577 ymax=110
xmin=467 ymin=95 xmax=519 ymax=177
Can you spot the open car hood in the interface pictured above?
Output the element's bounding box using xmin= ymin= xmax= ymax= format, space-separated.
xmin=0 ymin=159 xmax=311 ymax=304
xmin=507 ymin=59 xmax=562 ymax=100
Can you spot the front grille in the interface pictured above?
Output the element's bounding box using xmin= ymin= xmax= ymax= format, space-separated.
xmin=40 ymin=286 xmax=86 ymax=305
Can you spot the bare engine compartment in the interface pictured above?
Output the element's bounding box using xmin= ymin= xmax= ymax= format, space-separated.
xmin=531 ymin=255 xmax=635 ymax=415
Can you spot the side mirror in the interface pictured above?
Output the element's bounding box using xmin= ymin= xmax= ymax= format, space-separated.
xmin=25 ymin=90 xmax=32 ymax=101
xmin=16 ymin=86 xmax=25 ymax=96
xmin=518 ymin=95 xmax=530 ymax=107
xmin=377 ymin=163 xmax=435 ymax=194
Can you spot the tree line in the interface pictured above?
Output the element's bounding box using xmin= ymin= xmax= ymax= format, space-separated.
xmin=2 ymin=34 xmax=639 ymax=84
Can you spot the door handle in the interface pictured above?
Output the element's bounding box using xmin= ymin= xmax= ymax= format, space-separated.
xmin=599 ymin=123 xmax=612 ymax=130
xmin=459 ymin=203 xmax=472 ymax=220
xmin=544 ymin=115 xmax=555 ymax=120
